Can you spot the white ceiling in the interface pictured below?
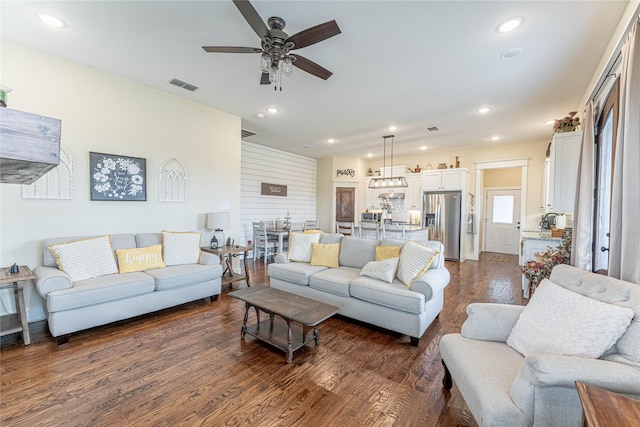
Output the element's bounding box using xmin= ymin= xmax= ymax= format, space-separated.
xmin=0 ymin=1 xmax=629 ymax=159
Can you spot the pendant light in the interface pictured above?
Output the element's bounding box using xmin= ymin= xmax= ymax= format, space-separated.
xmin=368 ymin=135 xmax=408 ymax=188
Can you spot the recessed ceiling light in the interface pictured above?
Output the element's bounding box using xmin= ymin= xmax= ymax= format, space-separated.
xmin=491 ymin=135 xmax=501 ymax=141
xmin=477 ymin=107 xmax=492 ymax=114
xmin=256 ymin=113 xmax=264 ymax=118
xmin=498 ymin=17 xmax=524 ymax=33
xmin=36 ymin=13 xmax=66 ymax=28
xmin=367 ymin=153 xmax=373 ymax=157
xmin=420 ymin=146 xmax=427 ymax=151
xmin=266 ymin=107 xmax=278 ymax=113
xmin=388 ymin=125 xmax=397 ymax=131
xmin=545 ymin=120 xmax=555 ymax=125
xmin=327 ymin=138 xmax=335 ymax=143
xmin=500 ymin=48 xmax=523 ymax=59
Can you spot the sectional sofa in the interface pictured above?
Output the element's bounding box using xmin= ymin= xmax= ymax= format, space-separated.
xmin=267 ymin=233 xmax=450 ymax=345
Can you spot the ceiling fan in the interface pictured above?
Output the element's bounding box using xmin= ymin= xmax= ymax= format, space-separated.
xmin=202 ymin=0 xmax=341 ymax=90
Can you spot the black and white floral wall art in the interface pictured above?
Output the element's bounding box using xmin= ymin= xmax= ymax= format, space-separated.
xmin=89 ymin=152 xmax=146 ymax=201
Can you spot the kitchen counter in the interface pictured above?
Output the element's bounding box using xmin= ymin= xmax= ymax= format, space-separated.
xmin=522 ymin=231 xmax=564 ymax=241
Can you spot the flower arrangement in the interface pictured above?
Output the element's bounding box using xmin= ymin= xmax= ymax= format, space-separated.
xmin=553 ymin=111 xmax=581 ymax=133
xmin=521 ymin=235 xmax=572 ymax=291
xmin=379 ymin=199 xmax=393 ymax=212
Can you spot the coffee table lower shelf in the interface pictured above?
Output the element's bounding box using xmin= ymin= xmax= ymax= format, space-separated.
xmin=242 ymin=316 xmax=318 ymax=363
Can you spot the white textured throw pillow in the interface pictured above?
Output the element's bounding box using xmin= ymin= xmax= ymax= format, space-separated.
xmin=287 ymin=232 xmax=321 ymax=262
xmin=49 ymin=235 xmax=118 ymax=282
xmin=360 ymin=257 xmax=399 ymax=283
xmin=396 ymin=241 xmax=439 ymax=287
xmin=162 ymin=231 xmax=201 ymax=266
xmin=507 ymin=279 xmax=634 ymax=358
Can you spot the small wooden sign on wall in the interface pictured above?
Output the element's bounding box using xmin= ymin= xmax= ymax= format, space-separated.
xmin=261 ymin=182 xmax=288 ymax=196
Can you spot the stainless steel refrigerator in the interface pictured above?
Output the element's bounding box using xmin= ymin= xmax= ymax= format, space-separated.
xmin=423 ymin=191 xmax=461 ymax=261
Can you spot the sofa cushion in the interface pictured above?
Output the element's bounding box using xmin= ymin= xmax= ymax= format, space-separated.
xmin=268 ymin=262 xmax=328 ymax=285
xmin=320 ymin=233 xmax=344 ymax=244
xmin=396 ymin=241 xmax=440 ymax=286
xmin=116 ymin=245 xmax=165 ymax=273
xmin=350 ymin=276 xmax=425 ymax=314
xmin=339 ymin=237 xmax=378 ymax=269
xmin=360 ymin=257 xmax=399 ymax=283
xmin=309 ymin=266 xmax=361 ymax=297
xmin=375 ymin=245 xmax=401 ymax=261
xmin=49 ymin=235 xmax=118 ymax=282
xmin=136 ymin=232 xmax=162 ymax=247
xmin=507 ymin=279 xmax=634 ymax=358
xmin=288 ymin=232 xmax=322 ymax=262
xmin=310 ymin=243 xmax=340 ymax=268
xmin=143 ymin=264 xmax=221 ymax=291
xmin=162 ymin=231 xmax=201 ymax=266
xmin=47 ymin=272 xmax=155 ymax=312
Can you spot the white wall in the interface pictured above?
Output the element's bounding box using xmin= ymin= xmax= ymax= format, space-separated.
xmin=240 ymin=141 xmax=316 ymax=244
xmin=0 ymin=40 xmax=241 ymax=320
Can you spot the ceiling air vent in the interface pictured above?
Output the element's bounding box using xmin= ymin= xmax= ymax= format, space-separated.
xmin=427 ymin=126 xmax=440 ymax=132
xmin=241 ymin=129 xmax=256 ymax=139
xmin=168 ymin=78 xmax=199 ymax=92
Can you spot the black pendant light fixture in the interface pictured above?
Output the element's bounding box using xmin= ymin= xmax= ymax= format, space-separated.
xmin=368 ymin=135 xmax=408 ymax=188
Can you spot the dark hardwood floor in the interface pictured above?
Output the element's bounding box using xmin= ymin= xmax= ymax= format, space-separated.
xmin=1 ymin=252 xmax=523 ymax=426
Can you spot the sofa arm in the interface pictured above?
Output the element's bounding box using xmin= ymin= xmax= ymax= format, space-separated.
xmin=198 ymin=251 xmax=219 ymax=265
xmin=461 ymin=303 xmax=525 ymax=342
xmin=411 ymin=267 xmax=450 ymax=300
xmin=274 ymin=253 xmax=290 ymax=263
xmin=518 ymin=354 xmax=640 ymax=395
xmin=33 ymin=266 xmax=72 ymax=297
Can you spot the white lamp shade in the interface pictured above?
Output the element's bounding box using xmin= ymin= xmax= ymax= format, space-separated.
xmin=207 ymin=212 xmax=230 ymax=230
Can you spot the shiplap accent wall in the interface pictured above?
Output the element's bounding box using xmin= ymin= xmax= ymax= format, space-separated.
xmin=240 ymin=141 xmax=317 ymax=245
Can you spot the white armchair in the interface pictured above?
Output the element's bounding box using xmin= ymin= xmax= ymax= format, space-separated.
xmin=439 ymin=264 xmax=640 ymax=427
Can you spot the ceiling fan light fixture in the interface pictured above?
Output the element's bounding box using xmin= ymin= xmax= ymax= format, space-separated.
xmin=282 ymin=56 xmax=293 ymax=77
xmin=260 ymin=53 xmax=271 ymax=72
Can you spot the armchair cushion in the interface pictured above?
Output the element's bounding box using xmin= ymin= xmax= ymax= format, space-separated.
xmin=507 ymin=279 xmax=634 ymax=358
xmin=461 ymin=303 xmax=525 ymax=342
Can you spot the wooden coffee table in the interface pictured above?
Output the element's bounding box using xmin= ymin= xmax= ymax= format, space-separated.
xmin=229 ymin=285 xmax=339 ymax=363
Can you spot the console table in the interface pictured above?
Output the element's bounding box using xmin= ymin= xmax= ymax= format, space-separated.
xmin=201 ymin=245 xmax=251 ymax=290
xmin=0 ymin=265 xmax=34 ymax=345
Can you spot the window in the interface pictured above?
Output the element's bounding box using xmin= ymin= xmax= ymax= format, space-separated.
xmin=492 ymin=195 xmax=514 ymax=224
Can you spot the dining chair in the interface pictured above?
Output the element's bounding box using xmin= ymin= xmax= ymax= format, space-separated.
xmin=381 ymin=223 xmax=405 ymax=239
xmin=304 ymin=219 xmax=318 ymax=231
xmin=252 ymin=222 xmax=279 ymax=263
xmin=358 ymin=222 xmax=380 ymax=239
xmin=336 ymin=221 xmax=355 ymax=236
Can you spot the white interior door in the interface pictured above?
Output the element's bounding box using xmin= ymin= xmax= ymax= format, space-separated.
xmin=484 ymin=189 xmax=521 ymax=254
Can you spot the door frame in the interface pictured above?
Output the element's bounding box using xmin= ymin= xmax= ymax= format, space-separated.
xmin=483 ymin=186 xmax=522 ymax=254
xmin=470 ymin=158 xmax=529 ymax=261
xmin=332 ymin=182 xmax=359 ymax=234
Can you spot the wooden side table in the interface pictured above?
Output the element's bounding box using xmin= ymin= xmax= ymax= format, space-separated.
xmin=0 ymin=265 xmax=34 ymax=345
xmin=201 ymin=245 xmax=251 ymax=290
xmin=576 ymin=381 xmax=640 ymax=426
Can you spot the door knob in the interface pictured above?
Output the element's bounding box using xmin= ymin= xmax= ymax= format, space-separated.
xmin=601 ymin=246 xmax=609 ymax=252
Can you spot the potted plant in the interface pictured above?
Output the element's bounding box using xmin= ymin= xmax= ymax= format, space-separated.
xmin=553 ymin=112 xmax=581 ymax=133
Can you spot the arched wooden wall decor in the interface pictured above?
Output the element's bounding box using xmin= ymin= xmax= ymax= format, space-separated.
xmin=158 ymin=157 xmax=188 ymax=203
xmin=22 ymin=147 xmax=74 ymax=200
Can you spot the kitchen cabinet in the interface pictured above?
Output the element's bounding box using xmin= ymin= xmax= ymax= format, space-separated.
xmin=546 ymin=131 xmax=581 ymax=213
xmin=422 ymin=168 xmax=469 ymax=191
xmin=404 ymin=173 xmax=422 ymax=209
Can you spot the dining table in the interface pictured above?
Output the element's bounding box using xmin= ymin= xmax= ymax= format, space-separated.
xmin=266 ymin=228 xmax=290 ymax=254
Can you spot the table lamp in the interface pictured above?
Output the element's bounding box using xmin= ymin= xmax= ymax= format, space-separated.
xmin=207 ymin=212 xmax=230 ymax=248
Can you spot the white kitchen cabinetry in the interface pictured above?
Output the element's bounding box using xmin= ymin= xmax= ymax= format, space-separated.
xmin=546 ymin=131 xmax=582 ymax=213
xmin=422 ymin=168 xmax=469 ymax=191
xmin=404 ymin=173 xmax=422 ymax=209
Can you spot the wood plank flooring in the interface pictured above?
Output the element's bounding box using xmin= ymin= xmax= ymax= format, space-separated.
xmin=0 ymin=252 xmax=523 ymax=426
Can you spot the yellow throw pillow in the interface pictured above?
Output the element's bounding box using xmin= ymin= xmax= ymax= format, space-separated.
xmin=310 ymin=243 xmax=341 ymax=268
xmin=116 ymin=245 xmax=165 ymax=273
xmin=375 ymin=245 xmax=402 ymax=261
xmin=302 ymin=229 xmax=322 ymax=234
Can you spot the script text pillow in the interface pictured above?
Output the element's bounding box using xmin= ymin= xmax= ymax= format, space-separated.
xmin=375 ymin=245 xmax=401 ymax=261
xmin=360 ymin=257 xmax=399 ymax=283
xmin=49 ymin=235 xmax=118 ymax=282
xmin=116 ymin=245 xmax=165 ymax=273
xmin=288 ymin=232 xmax=322 ymax=262
xmin=310 ymin=243 xmax=340 ymax=268
xmin=162 ymin=231 xmax=201 ymax=266
xmin=507 ymin=279 xmax=634 ymax=358
xmin=396 ymin=241 xmax=439 ymax=287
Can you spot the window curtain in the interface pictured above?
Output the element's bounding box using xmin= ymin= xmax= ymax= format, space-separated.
xmin=571 ymin=101 xmax=595 ymax=271
xmin=609 ymin=17 xmax=640 ymax=284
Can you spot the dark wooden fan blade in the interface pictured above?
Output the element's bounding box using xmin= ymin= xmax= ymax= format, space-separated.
xmin=233 ymin=0 xmax=270 ymax=40
xmin=292 ymin=55 xmax=333 ymax=80
xmin=260 ymin=72 xmax=270 ymax=85
xmin=202 ymin=46 xmax=262 ymax=53
xmin=287 ymin=20 xmax=341 ymax=50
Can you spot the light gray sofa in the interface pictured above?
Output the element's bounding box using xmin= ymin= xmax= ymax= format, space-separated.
xmin=267 ymin=234 xmax=450 ymax=345
xmin=439 ymin=264 xmax=640 ymax=427
xmin=34 ymin=233 xmax=223 ymax=344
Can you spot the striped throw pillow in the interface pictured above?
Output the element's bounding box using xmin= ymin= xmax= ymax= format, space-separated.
xmin=396 ymin=241 xmax=439 ymax=287
xmin=162 ymin=231 xmax=201 ymax=266
xmin=49 ymin=235 xmax=118 ymax=282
